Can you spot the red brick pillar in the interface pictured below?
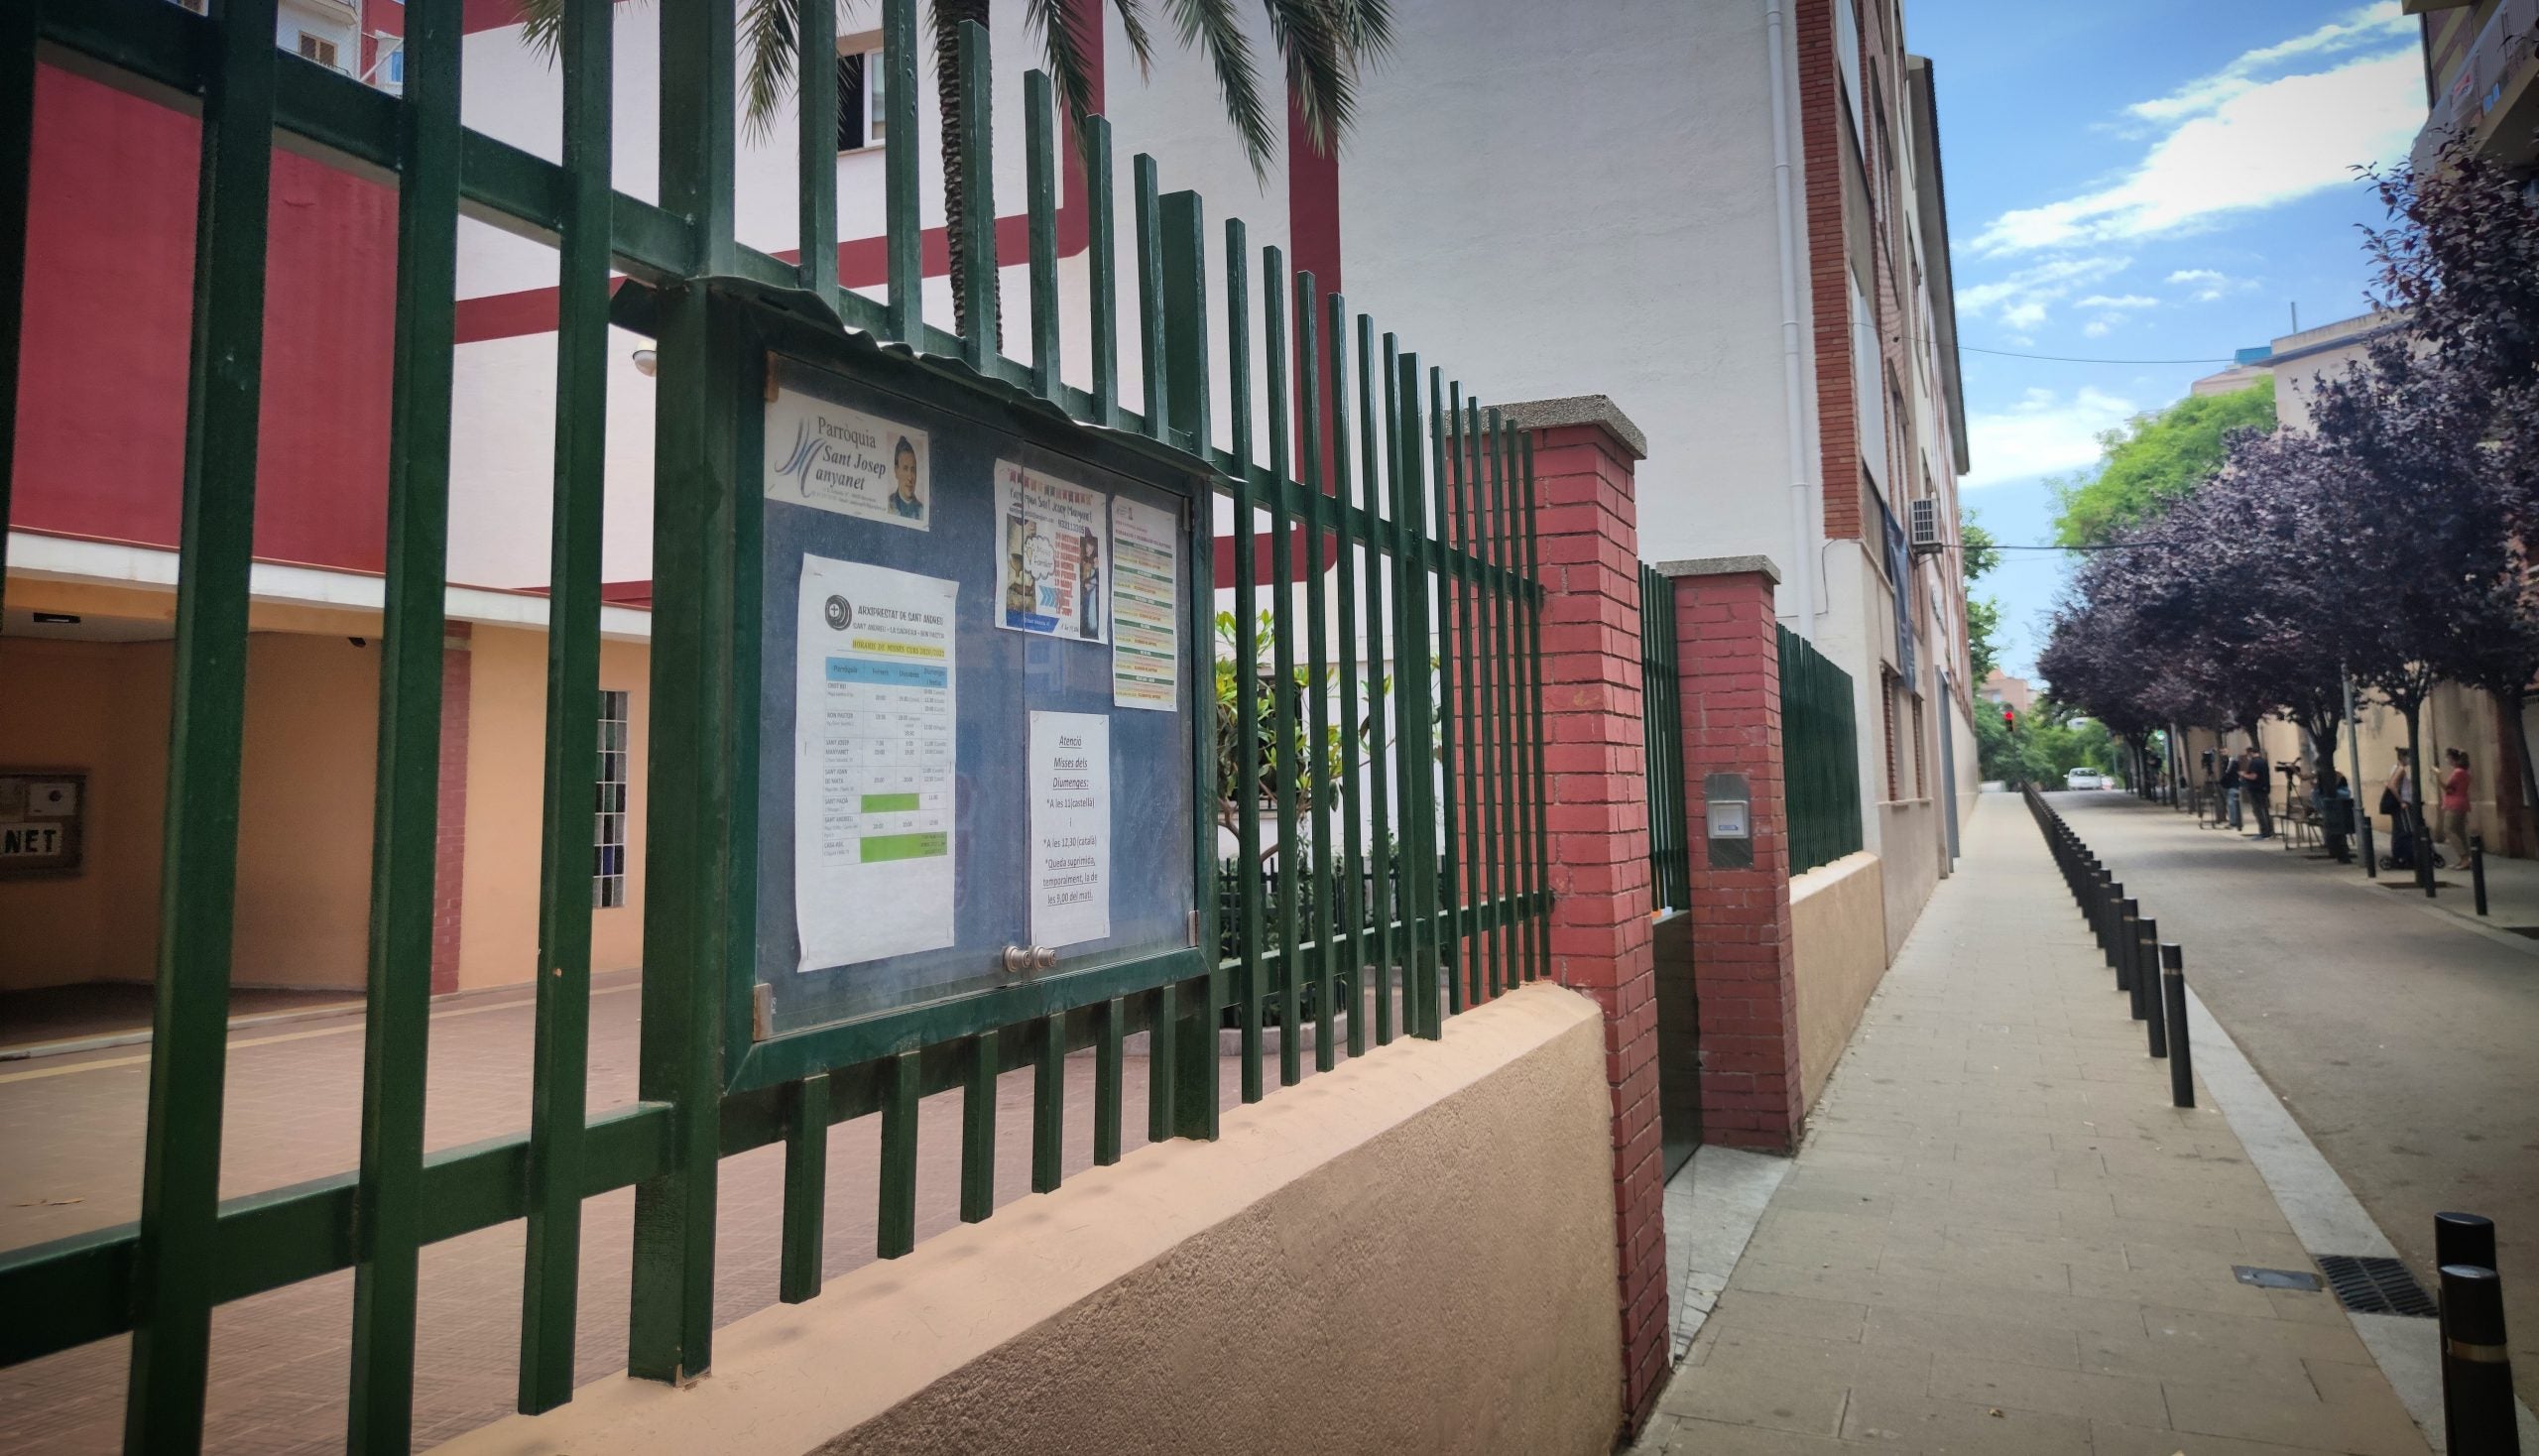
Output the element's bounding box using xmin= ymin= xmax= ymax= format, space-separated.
xmin=1661 ymin=558 xmax=1802 ymax=1151
xmin=1510 ymin=397 xmax=1665 ymax=1436
xmin=431 ymin=624 xmax=472 ymax=995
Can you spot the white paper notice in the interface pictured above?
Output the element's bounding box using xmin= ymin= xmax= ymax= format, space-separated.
xmin=794 ymin=555 xmax=958 ymax=973
xmin=1028 ymin=711 xmax=1111 ymax=948
xmin=994 ymin=460 xmax=1108 ymax=641
xmin=1109 ymin=497 xmax=1177 ymax=710
xmin=766 ymin=385 xmax=933 ymax=529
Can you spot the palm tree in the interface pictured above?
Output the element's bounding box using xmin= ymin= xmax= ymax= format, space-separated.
xmin=519 ymin=0 xmax=1393 ymax=333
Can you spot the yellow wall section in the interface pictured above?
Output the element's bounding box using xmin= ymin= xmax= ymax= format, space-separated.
xmin=1790 ymin=849 xmax=1888 ymax=1112
xmin=454 ymin=627 xmax=650 ymax=990
xmin=0 ymin=628 xmax=378 ymax=991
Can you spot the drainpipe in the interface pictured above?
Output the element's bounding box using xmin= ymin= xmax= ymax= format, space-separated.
xmin=1765 ymin=0 xmax=1816 ymax=639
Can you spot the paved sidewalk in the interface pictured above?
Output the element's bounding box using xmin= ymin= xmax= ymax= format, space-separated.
xmin=1634 ymin=797 xmax=2432 ymax=1455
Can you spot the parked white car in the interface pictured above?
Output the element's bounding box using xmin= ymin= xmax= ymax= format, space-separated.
xmin=2065 ymin=768 xmax=2107 ymax=790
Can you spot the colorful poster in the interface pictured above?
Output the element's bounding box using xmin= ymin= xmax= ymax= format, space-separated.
xmin=794 ymin=555 xmax=958 ymax=973
xmin=994 ymin=460 xmax=1108 ymax=641
xmin=1028 ymin=711 xmax=1112 ymax=948
xmin=1109 ymin=497 xmax=1178 ymax=711
xmin=766 ymin=385 xmax=932 ymax=529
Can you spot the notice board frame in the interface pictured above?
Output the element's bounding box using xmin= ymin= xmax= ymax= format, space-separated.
xmin=685 ymin=282 xmax=1221 ymax=1097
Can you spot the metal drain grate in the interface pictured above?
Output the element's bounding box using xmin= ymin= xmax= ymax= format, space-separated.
xmin=2316 ymin=1255 xmax=2438 ymax=1317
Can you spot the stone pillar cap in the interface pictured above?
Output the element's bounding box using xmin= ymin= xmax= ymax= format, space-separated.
xmin=1496 ymin=395 xmax=1646 ymax=460
xmin=1651 ymin=554 xmax=1783 ymax=585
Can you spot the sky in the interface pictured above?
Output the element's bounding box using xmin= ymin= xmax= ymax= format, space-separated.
xmin=1904 ymin=0 xmax=2432 ymax=684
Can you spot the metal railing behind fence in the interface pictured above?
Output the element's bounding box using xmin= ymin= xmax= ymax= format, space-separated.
xmin=1778 ymin=624 xmax=1864 ymax=876
xmin=1640 ymin=565 xmax=1690 ymax=912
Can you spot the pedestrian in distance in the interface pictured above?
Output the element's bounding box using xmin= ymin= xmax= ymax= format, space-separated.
xmin=2436 ymin=748 xmax=2473 ymax=869
xmin=2241 ymin=745 xmax=2275 ymax=840
xmin=2320 ymin=766 xmax=2354 ymax=863
xmin=2226 ymin=743 xmax=2244 ymax=830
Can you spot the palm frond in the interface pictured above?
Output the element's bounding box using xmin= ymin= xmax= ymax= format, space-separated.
xmin=1264 ymin=0 xmax=1390 ymax=158
xmin=739 ymin=0 xmax=801 ymax=140
xmin=1024 ymin=0 xmax=1098 ymax=130
xmin=515 ymin=0 xmax=565 ymax=60
xmin=1111 ymin=0 xmax=1159 ymax=77
xmin=1164 ymin=0 xmax=1274 ymax=178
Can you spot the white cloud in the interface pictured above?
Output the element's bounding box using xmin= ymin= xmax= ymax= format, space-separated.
xmin=2075 ymin=294 xmax=2158 ymax=310
xmin=2165 ymin=267 xmax=2254 ymax=302
xmin=1959 ymin=386 xmax=2138 ymax=491
xmin=1956 ymin=256 xmax=2129 ymax=332
xmin=2083 ymin=320 xmax=2113 ymax=338
xmin=1972 ymin=28 xmax=2422 ymax=255
xmin=2125 ymin=3 xmax=2411 ymax=124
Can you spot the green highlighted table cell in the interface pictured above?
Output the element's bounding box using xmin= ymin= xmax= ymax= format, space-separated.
xmin=860 ymin=831 xmax=947 ymax=863
xmin=859 ymin=792 xmax=921 ymax=813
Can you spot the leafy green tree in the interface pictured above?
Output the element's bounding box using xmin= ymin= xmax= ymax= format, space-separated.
xmin=518 ymin=0 xmax=1393 ymax=335
xmin=1960 ymin=508 xmax=2002 ymax=682
xmin=2050 ymin=380 xmax=2276 ymax=546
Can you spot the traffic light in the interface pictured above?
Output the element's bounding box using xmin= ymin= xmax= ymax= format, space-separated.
xmin=2001 ymin=706 xmax=2016 ymax=732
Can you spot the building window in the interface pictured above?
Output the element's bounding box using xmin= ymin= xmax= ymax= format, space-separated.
xmin=382 ymin=48 xmax=404 ymax=86
xmin=1910 ymin=693 xmax=1928 ymax=798
xmin=595 ymin=690 xmax=630 ymax=909
xmin=297 ymin=33 xmax=340 ymax=69
xmin=1882 ymin=670 xmax=1903 ymax=801
xmin=837 ymin=47 xmax=886 ymax=152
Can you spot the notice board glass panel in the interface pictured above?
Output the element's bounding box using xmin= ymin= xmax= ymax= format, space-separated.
xmin=751 ymin=352 xmax=1200 ymax=1039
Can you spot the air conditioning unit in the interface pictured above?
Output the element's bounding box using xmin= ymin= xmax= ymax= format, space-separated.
xmin=1907 ymin=497 xmax=1945 ymax=556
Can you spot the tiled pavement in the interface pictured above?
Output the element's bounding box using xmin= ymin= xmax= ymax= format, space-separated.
xmin=1634 ymin=798 xmax=2434 ymax=1456
xmin=0 ymin=971 xmax=1231 ymax=1454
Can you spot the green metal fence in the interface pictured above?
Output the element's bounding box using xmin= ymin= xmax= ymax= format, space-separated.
xmin=1778 ymin=624 xmax=1864 ymax=876
xmin=1639 ymin=565 xmax=1689 ymax=912
xmin=0 ymin=1 xmax=1550 ymax=1448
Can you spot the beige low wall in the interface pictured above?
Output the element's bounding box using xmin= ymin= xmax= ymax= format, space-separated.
xmin=437 ymin=985 xmax=1623 ymax=1456
xmin=1877 ymin=798 xmax=1941 ymax=956
xmin=1792 ymin=850 xmax=1887 ymax=1112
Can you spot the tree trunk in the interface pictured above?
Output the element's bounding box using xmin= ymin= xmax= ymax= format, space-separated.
xmin=2402 ymin=695 xmax=2431 ymax=889
xmin=2504 ymin=687 xmax=2538 ymax=857
xmin=933 ymin=0 xmax=997 ymax=339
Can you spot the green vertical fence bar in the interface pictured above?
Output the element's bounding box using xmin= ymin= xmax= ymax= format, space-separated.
xmin=1327 ymin=292 xmax=1367 ymax=1057
xmin=1434 ymin=380 xmax=1467 ymax=1012
xmin=1483 ymin=414 xmax=1512 ymax=986
xmin=882 ymin=0 xmax=920 ymax=343
xmin=1146 ymin=982 xmax=1176 ymax=1143
xmin=1381 ymin=338 xmax=1426 ymax=1031
xmin=1024 ymin=70 xmax=1059 ymax=399
xmin=1454 ymin=398 xmax=1494 ymax=1000
xmin=630 ymin=0 xmax=736 ymax=1384
xmin=1132 ymin=156 xmax=1164 ymax=443
xmin=1396 ymin=347 xmax=1442 ymax=1037
xmin=961 ymin=1029 xmax=999 ymax=1223
xmin=1223 ymin=223 xmax=1266 ymax=1102
xmin=1357 ymin=316 xmax=1395 ymax=1045
xmin=779 ymin=1073 xmax=829 ymax=1302
xmin=1264 ymin=251 xmax=1302 ymax=1086
xmin=1094 ymin=996 xmax=1125 ymax=1164
xmin=957 ymin=21 xmax=996 ymax=372
xmin=1296 ymin=275 xmax=1336 ymax=1071
xmin=877 ymin=1052 xmax=919 ymax=1257
xmin=1083 ymin=116 xmax=1118 ymax=425
xmin=122 ymin=0 xmax=278 ymax=1446
xmin=1031 ymin=1017 xmax=1064 ymax=1193
xmin=1484 ymin=408 xmax=1516 ymax=997
xmin=517 ymin=0 xmax=609 ymax=1413
xmin=0 ymin=0 xmax=32 ymax=615
xmin=1512 ymin=426 xmax=1533 ymax=975
xmin=346 ymin=0 xmax=463 ymax=1446
xmin=1159 ymin=191 xmax=1219 ymax=1143
xmin=794 ymin=0 xmax=838 ymax=299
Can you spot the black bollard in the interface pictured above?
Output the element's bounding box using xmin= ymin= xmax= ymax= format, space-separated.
xmin=2134 ymin=917 xmax=2158 ymax=1030
xmin=2419 ymin=807 xmax=2438 ymax=900
xmin=2472 ymin=836 xmax=2489 ymax=918
xmin=2361 ymin=808 xmax=2378 ymax=880
xmin=2143 ymin=921 xmax=2168 ymax=1057
xmin=2437 ymin=1212 xmax=2498 ymax=1273
xmin=2436 ymin=1263 xmax=2517 ymax=1455
xmin=2105 ymin=882 xmax=2125 ymax=970
xmin=2160 ymin=944 xmax=2193 ymax=1109
xmin=2116 ymin=899 xmax=2139 ymax=995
